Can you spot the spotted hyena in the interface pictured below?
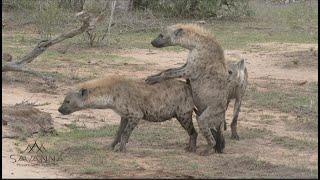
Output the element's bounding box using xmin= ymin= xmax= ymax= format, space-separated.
xmin=145 ymin=23 xmax=228 ymax=154
xmin=58 ymin=76 xmax=198 ymax=153
xmin=226 ymin=59 xmax=248 ymax=140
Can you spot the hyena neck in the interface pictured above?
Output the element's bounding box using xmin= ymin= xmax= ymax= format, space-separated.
xmin=85 ymin=95 xmax=114 ymax=109
xmin=177 ymin=38 xmax=201 ymax=50
xmin=175 ymin=35 xmax=200 ymax=51
xmin=179 ymin=34 xmax=214 ymax=50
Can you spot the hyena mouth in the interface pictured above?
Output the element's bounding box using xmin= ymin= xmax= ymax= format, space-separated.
xmin=58 ymin=107 xmax=71 ymax=115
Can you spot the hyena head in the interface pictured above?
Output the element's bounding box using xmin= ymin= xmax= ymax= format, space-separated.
xmin=228 ymin=59 xmax=246 ymax=84
xmin=151 ymin=24 xmax=210 ymax=49
xmin=58 ymin=88 xmax=88 ymax=115
xmin=151 ymin=25 xmax=183 ymax=48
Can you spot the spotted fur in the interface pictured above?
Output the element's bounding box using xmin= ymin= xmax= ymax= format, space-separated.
xmin=146 ymin=23 xmax=228 ymax=155
xmin=225 ymin=59 xmax=248 ymax=140
xmin=58 ymin=75 xmax=198 ymax=153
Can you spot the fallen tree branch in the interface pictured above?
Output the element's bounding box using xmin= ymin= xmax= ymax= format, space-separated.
xmin=2 ymin=11 xmax=97 ymax=75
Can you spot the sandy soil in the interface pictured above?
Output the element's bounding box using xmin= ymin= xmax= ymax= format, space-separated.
xmin=2 ymin=42 xmax=318 ymax=178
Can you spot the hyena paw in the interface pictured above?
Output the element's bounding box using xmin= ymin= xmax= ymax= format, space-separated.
xmin=231 ymin=134 xmax=240 ymax=141
xmin=113 ymin=144 xmax=126 ymax=152
xmin=199 ymin=147 xmax=214 ymax=156
xmin=106 ymin=144 xmax=115 ymax=151
xmin=184 ymin=145 xmax=196 ymax=153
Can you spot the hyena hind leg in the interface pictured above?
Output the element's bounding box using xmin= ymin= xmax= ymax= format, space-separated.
xmin=196 ymin=107 xmax=219 ymax=156
xmin=176 ymin=112 xmax=198 ymax=153
xmin=210 ymin=121 xmax=225 ymax=153
xmin=231 ymin=98 xmax=241 ymax=140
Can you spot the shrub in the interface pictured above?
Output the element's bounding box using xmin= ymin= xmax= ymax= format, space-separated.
xmin=132 ymin=0 xmax=252 ymax=19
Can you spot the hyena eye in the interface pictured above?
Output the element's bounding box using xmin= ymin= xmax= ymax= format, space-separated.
xmin=159 ymin=34 xmax=164 ymax=38
xmin=65 ymin=100 xmax=70 ymax=104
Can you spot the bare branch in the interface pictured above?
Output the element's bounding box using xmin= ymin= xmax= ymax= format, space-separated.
xmin=2 ymin=11 xmax=96 ymax=73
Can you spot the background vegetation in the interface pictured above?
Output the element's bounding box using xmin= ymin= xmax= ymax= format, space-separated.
xmin=2 ymin=0 xmax=318 ymax=178
xmin=2 ymin=0 xmax=318 ymax=48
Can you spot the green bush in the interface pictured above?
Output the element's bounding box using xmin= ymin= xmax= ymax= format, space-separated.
xmin=34 ymin=4 xmax=72 ymax=39
xmin=132 ymin=0 xmax=252 ymax=19
xmin=2 ymin=0 xmax=37 ymax=11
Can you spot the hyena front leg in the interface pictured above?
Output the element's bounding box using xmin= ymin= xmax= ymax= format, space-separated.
xmin=107 ymin=117 xmax=128 ymax=150
xmin=145 ymin=63 xmax=188 ymax=84
xmin=196 ymin=107 xmax=217 ymax=156
xmin=176 ymin=112 xmax=198 ymax=153
xmin=224 ymin=99 xmax=231 ymax=130
xmin=114 ymin=118 xmax=139 ymax=152
xmin=231 ymin=98 xmax=241 ymax=140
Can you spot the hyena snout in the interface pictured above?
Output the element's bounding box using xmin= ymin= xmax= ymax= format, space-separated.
xmin=58 ymin=106 xmax=72 ymax=115
xmin=151 ymin=34 xmax=168 ymax=48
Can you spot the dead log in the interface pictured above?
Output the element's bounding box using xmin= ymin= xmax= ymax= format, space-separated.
xmin=2 ymin=11 xmax=98 ymax=78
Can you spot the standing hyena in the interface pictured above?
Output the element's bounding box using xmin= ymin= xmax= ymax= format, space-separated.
xmin=225 ymin=59 xmax=248 ymax=140
xmin=146 ymin=24 xmax=228 ymax=155
xmin=58 ymin=76 xmax=198 ymax=153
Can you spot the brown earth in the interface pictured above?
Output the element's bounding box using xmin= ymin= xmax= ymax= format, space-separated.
xmin=2 ymin=42 xmax=318 ymax=178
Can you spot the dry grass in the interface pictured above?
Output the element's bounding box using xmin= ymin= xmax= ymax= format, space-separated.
xmin=2 ymin=2 xmax=318 ymax=178
xmin=36 ymin=117 xmax=317 ymax=178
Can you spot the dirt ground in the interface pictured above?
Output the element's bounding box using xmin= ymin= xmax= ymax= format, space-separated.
xmin=2 ymin=42 xmax=318 ymax=178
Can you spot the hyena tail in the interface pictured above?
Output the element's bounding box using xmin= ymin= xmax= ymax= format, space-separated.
xmin=210 ymin=122 xmax=225 ymax=153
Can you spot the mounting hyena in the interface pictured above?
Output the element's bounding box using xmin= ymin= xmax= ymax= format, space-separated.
xmin=225 ymin=59 xmax=248 ymax=140
xmin=58 ymin=76 xmax=198 ymax=153
xmin=191 ymin=59 xmax=248 ymax=140
xmin=146 ymin=23 xmax=228 ymax=155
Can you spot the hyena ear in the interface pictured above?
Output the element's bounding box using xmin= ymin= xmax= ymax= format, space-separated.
xmin=79 ymin=88 xmax=88 ymax=98
xmin=174 ymin=28 xmax=184 ymax=37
